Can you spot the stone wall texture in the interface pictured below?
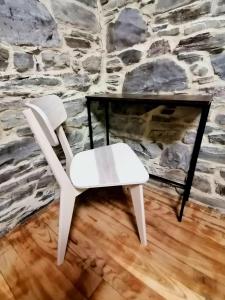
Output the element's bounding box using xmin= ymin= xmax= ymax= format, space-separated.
xmin=1 ymin=0 xmax=225 ymax=236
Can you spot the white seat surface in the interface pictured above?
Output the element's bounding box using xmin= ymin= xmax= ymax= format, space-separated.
xmin=70 ymin=143 xmax=149 ymax=189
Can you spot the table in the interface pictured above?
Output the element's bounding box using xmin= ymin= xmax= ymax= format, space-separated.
xmin=86 ymin=93 xmax=212 ymax=221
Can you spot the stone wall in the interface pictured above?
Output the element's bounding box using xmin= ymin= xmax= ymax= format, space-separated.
xmin=101 ymin=0 xmax=225 ymax=211
xmin=1 ymin=0 xmax=225 ymax=236
xmin=0 ymin=0 xmax=104 ymax=236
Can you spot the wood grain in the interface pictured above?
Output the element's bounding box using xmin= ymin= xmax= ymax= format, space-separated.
xmin=0 ymin=185 xmax=225 ymax=300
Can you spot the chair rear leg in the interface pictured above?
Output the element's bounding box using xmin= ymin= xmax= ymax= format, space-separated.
xmin=129 ymin=184 xmax=147 ymax=245
xmin=57 ymin=189 xmax=76 ymax=265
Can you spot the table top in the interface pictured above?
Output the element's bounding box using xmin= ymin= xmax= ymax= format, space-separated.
xmin=86 ymin=93 xmax=212 ymax=107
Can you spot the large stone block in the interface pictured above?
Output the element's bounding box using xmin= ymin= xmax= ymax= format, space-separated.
xmin=0 ymin=0 xmax=60 ymax=46
xmin=208 ymin=132 xmax=225 ymax=145
xmin=42 ymin=51 xmax=70 ymax=70
xmin=82 ymin=56 xmax=101 ymax=74
xmin=65 ymin=37 xmax=91 ymax=49
xmin=123 ymin=59 xmax=187 ymax=93
xmin=51 ymin=0 xmax=99 ymax=33
xmin=0 ymin=138 xmax=40 ymax=167
xmin=118 ymin=49 xmax=142 ymax=65
xmin=155 ymin=0 xmax=198 ymax=14
xmin=107 ymin=8 xmax=148 ymax=52
xmin=1 ymin=110 xmax=26 ymax=130
xmin=211 ymin=52 xmax=225 ymax=80
xmin=193 ymin=174 xmax=211 ymax=193
xmin=155 ymin=1 xmax=211 ymax=24
xmin=0 ymin=44 xmax=9 ymax=71
xmin=0 ymin=77 xmax=61 ymax=90
xmin=62 ymin=73 xmax=91 ymax=91
xmin=160 ymin=143 xmax=191 ymax=171
xmin=175 ymin=32 xmax=225 ymax=53
xmin=148 ymin=39 xmax=171 ymax=57
xmin=199 ymin=146 xmax=225 ymax=164
xmin=14 ymin=52 xmax=34 ymax=73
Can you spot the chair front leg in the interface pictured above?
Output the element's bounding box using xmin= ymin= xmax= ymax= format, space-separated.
xmin=129 ymin=184 xmax=147 ymax=245
xmin=57 ymin=188 xmax=76 ymax=265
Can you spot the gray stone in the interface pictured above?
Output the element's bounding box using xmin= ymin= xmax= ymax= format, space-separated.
xmin=42 ymin=51 xmax=70 ymax=70
xmin=106 ymin=58 xmax=122 ymax=73
xmin=215 ymin=114 xmax=225 ymax=125
xmin=193 ymin=174 xmax=211 ymax=193
xmin=177 ymin=52 xmax=203 ymax=64
xmin=14 ymin=52 xmax=34 ymax=73
xmin=0 ymin=77 xmax=61 ymax=89
xmin=196 ymin=76 xmax=214 ymax=85
xmin=152 ymin=24 xmax=168 ymax=32
xmin=65 ymin=37 xmax=91 ymax=49
xmin=66 ymin=130 xmax=83 ymax=147
xmin=62 ymin=73 xmax=91 ymax=91
xmin=182 ymin=131 xmax=196 ymax=144
xmin=1 ymin=110 xmax=26 ymax=130
xmin=119 ymin=49 xmax=142 ymax=65
xmin=76 ymin=0 xmax=97 ymax=8
xmin=140 ymin=143 xmax=162 ymax=159
xmin=208 ymin=132 xmax=225 ymax=145
xmin=220 ymin=169 xmax=225 ymax=179
xmin=71 ymin=30 xmax=98 ymax=43
xmin=107 ymin=8 xmax=148 ymax=52
xmin=215 ymin=182 xmax=225 ymax=196
xmin=184 ymin=19 xmax=225 ymax=35
xmin=175 ymin=32 xmax=225 ymax=54
xmin=155 ymin=0 xmax=198 ymax=14
xmin=158 ymin=27 xmax=179 ymax=37
xmin=190 ymin=64 xmax=208 ymax=77
xmin=16 ymin=126 xmax=32 ymax=137
xmin=211 ymin=52 xmax=225 ymax=80
xmin=0 ymin=0 xmax=60 ymax=46
xmin=199 ymin=146 xmax=225 ymax=164
xmin=123 ymin=59 xmax=187 ymax=93
xmin=64 ymin=98 xmax=85 ymax=117
xmin=0 ymin=45 xmax=9 ymax=71
xmin=214 ymin=0 xmax=225 ymax=16
xmin=82 ymin=56 xmax=101 ymax=74
xmin=148 ymin=39 xmax=171 ymax=57
xmin=155 ymin=2 xmax=211 ymax=25
xmin=66 ymin=115 xmax=88 ymax=128
xmin=0 ymin=138 xmax=40 ymax=167
xmin=37 ymin=175 xmax=54 ymax=189
xmin=196 ymin=161 xmax=215 ymax=174
xmin=51 ymin=0 xmax=99 ymax=33
xmin=160 ymin=143 xmax=191 ymax=171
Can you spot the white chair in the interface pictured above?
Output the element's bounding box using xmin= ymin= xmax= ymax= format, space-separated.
xmin=23 ymin=95 xmax=149 ymax=265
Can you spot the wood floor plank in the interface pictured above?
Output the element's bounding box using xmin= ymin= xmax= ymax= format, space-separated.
xmin=0 ymin=242 xmax=43 ymax=300
xmin=73 ymin=208 xmax=204 ymax=299
xmin=7 ymin=228 xmax=87 ymax=300
xmin=75 ymin=195 xmax=224 ymax=299
xmin=0 ymin=272 xmax=15 ymax=300
xmin=1 ymin=186 xmax=225 ymax=300
xmin=37 ymin=206 xmax=165 ymax=300
xmin=90 ymin=281 xmax=125 ymax=300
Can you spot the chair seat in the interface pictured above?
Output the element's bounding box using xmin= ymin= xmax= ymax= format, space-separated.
xmin=70 ymin=143 xmax=149 ymax=189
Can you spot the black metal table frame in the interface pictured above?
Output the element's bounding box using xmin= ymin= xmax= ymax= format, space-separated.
xmin=86 ymin=96 xmax=211 ymax=221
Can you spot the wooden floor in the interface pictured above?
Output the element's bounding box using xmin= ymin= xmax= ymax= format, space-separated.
xmin=0 ymin=185 xmax=225 ymax=300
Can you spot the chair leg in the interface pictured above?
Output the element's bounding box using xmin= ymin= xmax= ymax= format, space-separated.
xmin=57 ymin=188 xmax=76 ymax=265
xmin=129 ymin=184 xmax=147 ymax=245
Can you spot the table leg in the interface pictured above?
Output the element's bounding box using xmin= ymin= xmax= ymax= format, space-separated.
xmin=104 ymin=101 xmax=110 ymax=145
xmin=179 ymin=104 xmax=211 ymax=221
xmin=87 ymin=98 xmax=94 ymax=149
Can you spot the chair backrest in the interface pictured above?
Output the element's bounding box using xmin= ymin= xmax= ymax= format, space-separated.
xmin=26 ymin=95 xmax=67 ymax=146
xmin=24 ymin=95 xmax=74 ymax=186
